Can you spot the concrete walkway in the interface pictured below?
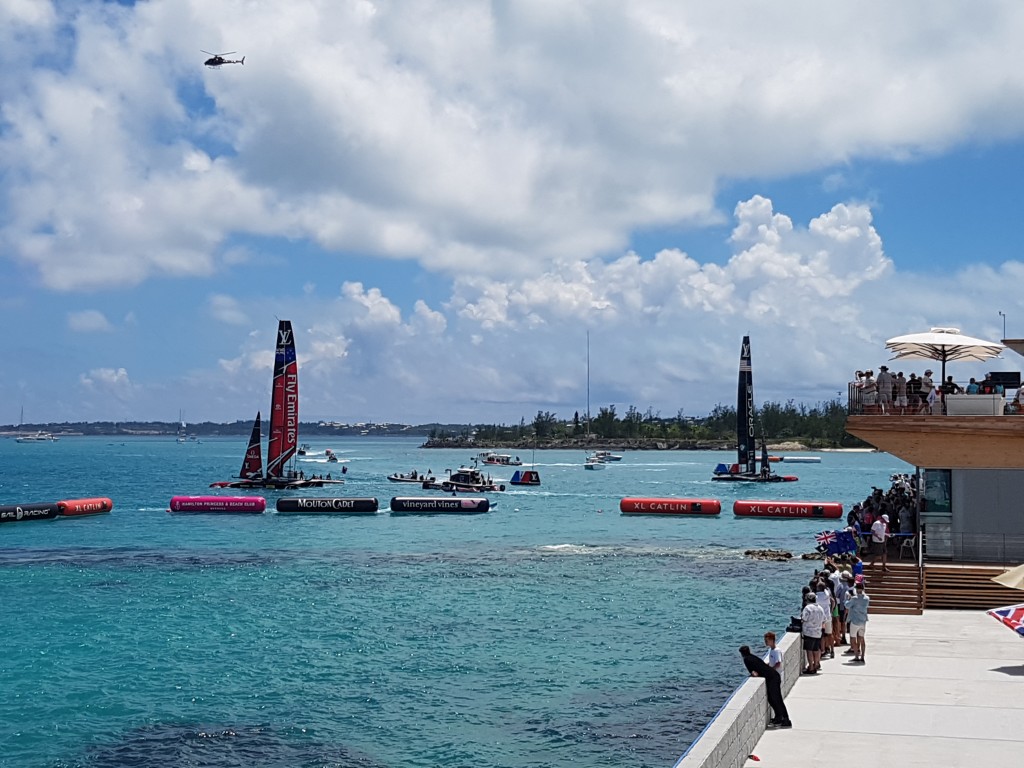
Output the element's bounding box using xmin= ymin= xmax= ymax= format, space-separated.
xmin=744 ymin=610 xmax=1024 ymax=768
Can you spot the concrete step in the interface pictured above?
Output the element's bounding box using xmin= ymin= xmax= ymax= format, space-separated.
xmin=869 ymin=605 xmax=924 ymax=615
xmin=860 ymin=564 xmax=924 ymax=614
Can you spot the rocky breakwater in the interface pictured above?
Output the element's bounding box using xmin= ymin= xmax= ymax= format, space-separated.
xmin=744 ymin=549 xmax=794 ymax=561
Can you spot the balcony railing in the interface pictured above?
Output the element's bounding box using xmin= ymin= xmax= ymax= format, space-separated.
xmin=922 ymin=529 xmax=1024 ymax=564
xmin=847 ymin=382 xmax=1021 ymax=416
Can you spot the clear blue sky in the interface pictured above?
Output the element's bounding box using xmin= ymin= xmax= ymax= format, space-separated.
xmin=2 ymin=0 xmax=1022 ymax=426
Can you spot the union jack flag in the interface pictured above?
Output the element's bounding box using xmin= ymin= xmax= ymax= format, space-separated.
xmin=987 ymin=603 xmax=1024 ymax=637
xmin=815 ymin=530 xmax=837 ymax=546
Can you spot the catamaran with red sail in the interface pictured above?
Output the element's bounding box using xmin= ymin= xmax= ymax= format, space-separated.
xmin=211 ymin=320 xmax=343 ymax=490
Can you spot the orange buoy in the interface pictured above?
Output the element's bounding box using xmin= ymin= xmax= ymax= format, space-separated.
xmin=57 ymin=497 xmax=113 ymax=517
xmin=733 ymin=500 xmax=843 ymax=519
xmin=620 ymin=498 xmax=722 ymax=515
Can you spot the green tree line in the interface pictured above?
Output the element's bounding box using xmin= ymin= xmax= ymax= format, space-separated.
xmin=430 ymin=398 xmax=863 ymax=447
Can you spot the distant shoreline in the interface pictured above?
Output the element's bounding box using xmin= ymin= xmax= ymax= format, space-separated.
xmin=1 ymin=425 xmax=866 ymax=451
xmin=417 ymin=437 xmax=851 ymax=452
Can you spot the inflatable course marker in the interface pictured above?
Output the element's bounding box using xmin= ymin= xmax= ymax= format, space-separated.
xmin=276 ymin=497 xmax=378 ymax=515
xmin=390 ymin=497 xmax=490 ymax=515
xmin=58 ymin=497 xmax=114 ymax=517
xmin=619 ymin=498 xmax=722 ymax=515
xmin=0 ymin=502 xmax=60 ymax=524
xmin=733 ymin=500 xmax=843 ymax=519
xmin=168 ymin=496 xmax=267 ymax=514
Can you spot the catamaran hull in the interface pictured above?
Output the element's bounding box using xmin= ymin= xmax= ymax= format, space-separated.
xmin=711 ymin=474 xmax=798 ymax=482
xmin=210 ymin=479 xmax=346 ymax=490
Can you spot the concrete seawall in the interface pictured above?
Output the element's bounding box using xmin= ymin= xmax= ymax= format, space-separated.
xmin=673 ymin=631 xmax=801 ymax=768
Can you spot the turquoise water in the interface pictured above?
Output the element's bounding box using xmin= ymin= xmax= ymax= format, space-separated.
xmin=0 ymin=438 xmax=909 ymax=767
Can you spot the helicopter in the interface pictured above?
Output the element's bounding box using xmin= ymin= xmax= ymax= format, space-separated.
xmin=202 ymin=50 xmax=245 ymax=67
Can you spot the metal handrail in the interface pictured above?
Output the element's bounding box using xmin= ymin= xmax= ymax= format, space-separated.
xmin=920 ymin=529 xmax=1024 ymax=565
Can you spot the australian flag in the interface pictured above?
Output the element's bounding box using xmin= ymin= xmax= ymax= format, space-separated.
xmin=815 ymin=529 xmax=858 ymax=555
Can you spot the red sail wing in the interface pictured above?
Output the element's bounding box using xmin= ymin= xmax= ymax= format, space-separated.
xmin=266 ymin=320 xmax=299 ymax=478
xmin=239 ymin=412 xmax=263 ymax=479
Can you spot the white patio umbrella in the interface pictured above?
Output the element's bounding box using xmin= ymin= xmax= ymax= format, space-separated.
xmin=885 ymin=327 xmax=1003 ymax=385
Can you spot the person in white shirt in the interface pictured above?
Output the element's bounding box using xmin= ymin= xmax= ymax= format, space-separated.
xmin=800 ymin=593 xmax=826 ymax=674
xmin=869 ymin=513 xmax=890 ymax=572
xmin=763 ymin=631 xmax=783 ymax=684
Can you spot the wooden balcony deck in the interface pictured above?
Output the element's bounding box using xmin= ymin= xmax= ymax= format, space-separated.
xmin=845 ymin=414 xmax=1024 ymax=469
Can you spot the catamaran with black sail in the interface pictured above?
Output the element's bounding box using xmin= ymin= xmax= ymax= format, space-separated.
xmin=211 ymin=320 xmax=343 ymax=490
xmin=711 ymin=335 xmax=797 ymax=483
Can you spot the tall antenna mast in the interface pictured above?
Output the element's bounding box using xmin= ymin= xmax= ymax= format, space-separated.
xmin=586 ymin=330 xmax=591 ymax=437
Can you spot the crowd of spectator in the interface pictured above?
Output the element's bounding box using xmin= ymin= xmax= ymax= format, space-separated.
xmin=797 ymin=556 xmax=871 ymax=676
xmin=851 ymin=367 xmax=1022 ymax=415
xmin=741 ymin=552 xmax=873 ymax=729
xmin=846 ymin=472 xmax=918 ymax=538
xmin=852 ymin=366 xmax=940 ymax=414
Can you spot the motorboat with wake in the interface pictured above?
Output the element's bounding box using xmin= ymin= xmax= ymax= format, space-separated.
xmin=711 ymin=335 xmax=797 ymax=483
xmin=211 ymin=321 xmax=344 ymax=490
xmin=388 ymin=470 xmax=437 ymax=484
xmin=477 ymin=452 xmax=523 ymax=466
xmin=423 ymin=466 xmax=505 ymax=493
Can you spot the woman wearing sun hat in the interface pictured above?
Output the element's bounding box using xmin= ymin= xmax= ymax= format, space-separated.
xmin=920 ymin=369 xmax=934 ymax=413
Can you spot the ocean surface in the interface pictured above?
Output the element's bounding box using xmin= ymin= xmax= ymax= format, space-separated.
xmin=0 ymin=437 xmax=910 ymax=768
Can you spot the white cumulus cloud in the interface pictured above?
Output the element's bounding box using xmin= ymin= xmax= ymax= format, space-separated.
xmin=67 ymin=309 xmax=113 ymax=332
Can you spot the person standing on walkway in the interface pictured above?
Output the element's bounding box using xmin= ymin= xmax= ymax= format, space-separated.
xmin=836 ymin=571 xmax=855 ymax=645
xmin=763 ymin=631 xmax=783 ymax=681
xmin=846 ymin=582 xmax=870 ymax=663
xmin=801 ymin=593 xmax=825 ymax=674
xmin=869 ymin=513 xmax=890 ymax=572
xmin=814 ymin=579 xmax=835 ymax=659
xmin=739 ymin=645 xmax=792 ymax=728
